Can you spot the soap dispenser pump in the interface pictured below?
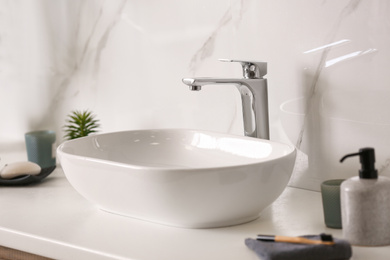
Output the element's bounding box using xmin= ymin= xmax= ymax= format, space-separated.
xmin=340 ymin=147 xmax=390 ymax=246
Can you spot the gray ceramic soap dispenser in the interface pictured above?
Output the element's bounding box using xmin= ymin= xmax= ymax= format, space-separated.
xmin=340 ymin=147 xmax=390 ymax=246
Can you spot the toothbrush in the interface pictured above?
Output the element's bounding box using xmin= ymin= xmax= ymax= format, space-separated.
xmin=256 ymin=233 xmax=335 ymax=245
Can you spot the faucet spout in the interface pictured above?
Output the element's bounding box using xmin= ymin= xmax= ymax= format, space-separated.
xmin=189 ymin=85 xmax=202 ymax=91
xmin=182 ymin=75 xmax=269 ymax=140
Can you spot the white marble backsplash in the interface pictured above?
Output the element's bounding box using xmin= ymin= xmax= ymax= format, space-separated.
xmin=1 ymin=0 xmax=389 ymax=190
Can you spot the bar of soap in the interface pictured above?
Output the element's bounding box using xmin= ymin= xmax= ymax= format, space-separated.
xmin=0 ymin=162 xmax=41 ymax=179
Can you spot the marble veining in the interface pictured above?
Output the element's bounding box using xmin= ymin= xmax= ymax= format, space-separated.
xmin=34 ymin=1 xmax=128 ymax=131
xmin=189 ymin=0 xmax=248 ymax=72
xmin=91 ymin=0 xmax=128 ymax=76
xmin=283 ymin=0 xmax=390 ymax=190
xmin=296 ymin=0 xmax=363 ymax=150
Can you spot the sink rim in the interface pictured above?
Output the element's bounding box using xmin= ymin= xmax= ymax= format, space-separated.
xmin=58 ymin=128 xmax=296 ymax=171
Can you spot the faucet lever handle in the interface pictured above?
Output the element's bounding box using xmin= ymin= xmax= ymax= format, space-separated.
xmin=219 ymin=59 xmax=267 ymax=79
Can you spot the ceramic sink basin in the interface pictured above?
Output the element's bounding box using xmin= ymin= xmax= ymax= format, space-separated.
xmin=57 ymin=129 xmax=296 ymax=228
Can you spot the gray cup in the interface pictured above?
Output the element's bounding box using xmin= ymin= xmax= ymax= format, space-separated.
xmin=321 ymin=179 xmax=344 ymax=229
xmin=25 ymin=130 xmax=56 ymax=169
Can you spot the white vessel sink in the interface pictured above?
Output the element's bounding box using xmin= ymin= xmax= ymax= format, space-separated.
xmin=57 ymin=129 xmax=296 ymax=228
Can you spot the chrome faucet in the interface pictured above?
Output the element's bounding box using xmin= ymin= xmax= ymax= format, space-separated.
xmin=182 ymin=59 xmax=269 ymax=139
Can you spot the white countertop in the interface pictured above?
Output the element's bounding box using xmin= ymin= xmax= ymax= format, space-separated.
xmin=0 ymin=168 xmax=389 ymax=260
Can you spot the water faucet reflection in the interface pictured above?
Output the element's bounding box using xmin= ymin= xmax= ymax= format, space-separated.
xmin=182 ymin=59 xmax=269 ymax=140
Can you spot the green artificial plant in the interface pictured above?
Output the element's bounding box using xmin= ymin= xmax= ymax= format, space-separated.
xmin=64 ymin=110 xmax=100 ymax=140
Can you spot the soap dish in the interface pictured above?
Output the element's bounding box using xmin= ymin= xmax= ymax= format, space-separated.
xmin=0 ymin=166 xmax=56 ymax=186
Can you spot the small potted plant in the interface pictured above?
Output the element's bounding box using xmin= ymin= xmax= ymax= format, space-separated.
xmin=63 ymin=110 xmax=100 ymax=140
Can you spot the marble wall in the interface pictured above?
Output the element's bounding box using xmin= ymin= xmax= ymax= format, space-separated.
xmin=1 ymin=0 xmax=389 ymax=190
